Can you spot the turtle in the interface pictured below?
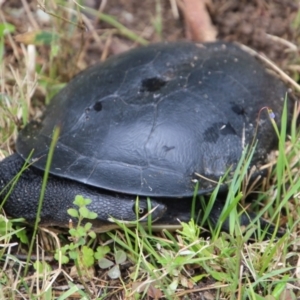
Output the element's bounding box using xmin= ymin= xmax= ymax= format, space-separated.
xmin=0 ymin=41 xmax=290 ymax=234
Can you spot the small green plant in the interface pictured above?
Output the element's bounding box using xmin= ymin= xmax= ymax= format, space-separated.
xmin=98 ymin=249 xmax=127 ymax=279
xmin=54 ymin=195 xmax=110 ymax=269
xmin=0 ymin=216 xmax=29 ymax=245
xmin=54 ymin=195 xmax=111 ymax=297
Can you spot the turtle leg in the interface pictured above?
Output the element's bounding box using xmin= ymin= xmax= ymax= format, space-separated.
xmin=0 ymin=154 xmax=166 ymax=228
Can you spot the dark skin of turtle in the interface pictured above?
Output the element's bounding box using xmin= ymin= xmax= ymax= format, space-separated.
xmin=1 ymin=154 xmax=166 ymax=229
xmin=0 ymin=41 xmax=290 ymax=234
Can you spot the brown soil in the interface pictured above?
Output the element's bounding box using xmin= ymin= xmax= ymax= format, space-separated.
xmin=98 ymin=0 xmax=299 ymax=66
xmin=3 ymin=0 xmax=299 ymax=77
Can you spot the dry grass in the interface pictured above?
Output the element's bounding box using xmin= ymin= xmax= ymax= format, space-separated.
xmin=1 ymin=1 xmax=300 ymax=299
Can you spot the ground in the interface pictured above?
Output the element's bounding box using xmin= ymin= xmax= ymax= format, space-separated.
xmin=1 ymin=0 xmax=300 ymax=299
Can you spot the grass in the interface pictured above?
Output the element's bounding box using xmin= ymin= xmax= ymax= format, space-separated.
xmin=1 ymin=1 xmax=300 ymax=299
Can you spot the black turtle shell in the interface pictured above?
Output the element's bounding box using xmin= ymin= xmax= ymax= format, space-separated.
xmin=17 ymin=41 xmax=289 ymax=197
